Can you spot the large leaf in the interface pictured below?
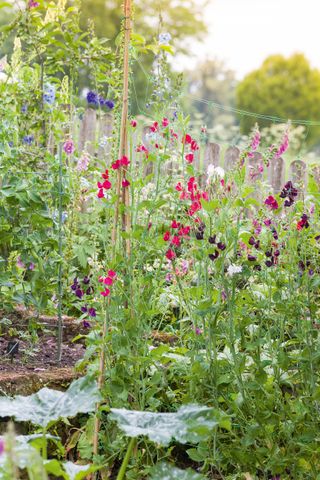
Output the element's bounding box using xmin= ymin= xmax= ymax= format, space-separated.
xmin=110 ymin=404 xmax=228 ymax=445
xmin=0 ymin=376 xmax=101 ymax=427
xmin=45 ymin=460 xmax=98 ymax=480
xmin=150 ymin=463 xmax=205 ymax=480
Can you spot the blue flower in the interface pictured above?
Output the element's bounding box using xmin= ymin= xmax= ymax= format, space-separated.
xmin=43 ymin=84 xmax=56 ymax=105
xmin=87 ymin=91 xmax=99 ymax=105
xmin=105 ymin=100 xmax=114 ymax=109
xmin=23 ymin=135 xmax=34 ymax=145
xmin=21 ymin=104 xmax=28 ymax=113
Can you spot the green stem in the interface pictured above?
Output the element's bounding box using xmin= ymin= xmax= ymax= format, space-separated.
xmin=116 ymin=438 xmax=136 ymax=480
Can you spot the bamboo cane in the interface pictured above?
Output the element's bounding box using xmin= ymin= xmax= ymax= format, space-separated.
xmin=93 ymin=0 xmax=132 ymax=467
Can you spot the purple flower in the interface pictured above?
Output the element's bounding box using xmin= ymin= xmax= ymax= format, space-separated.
xmin=217 ymin=242 xmax=226 ymax=250
xmin=28 ymin=262 xmax=35 ymax=270
xmin=21 ymin=104 xmax=28 ymax=113
xmin=81 ymin=305 xmax=88 ymax=313
xmin=250 ymin=128 xmax=261 ymax=151
xmin=83 ymin=320 xmax=91 ymax=328
xmin=88 ymin=307 xmax=96 ymax=317
xmin=264 ymin=195 xmax=279 ymax=210
xmin=28 ymin=0 xmax=39 ymax=7
xmin=63 ymin=139 xmax=75 ymax=155
xmin=208 ymin=235 xmax=216 ymax=244
xmin=105 ymin=100 xmax=115 ymax=109
xmin=208 ymin=250 xmax=219 ymax=261
xmin=23 ymin=135 xmax=34 ymax=145
xmin=83 ymin=276 xmax=90 ymax=284
xmin=248 ymin=236 xmax=255 ymax=246
xmin=75 ymin=289 xmax=84 ymax=299
xmin=16 ymin=256 xmax=25 ymax=269
xmin=275 ymin=131 xmax=289 ymax=158
xmin=0 ymin=439 xmax=4 ymax=456
xmin=195 ymin=327 xmax=203 ymax=335
xmin=264 ymin=218 xmax=272 ymax=227
xmin=87 ymin=91 xmax=99 ymax=105
xmin=247 ymin=254 xmax=257 ymax=261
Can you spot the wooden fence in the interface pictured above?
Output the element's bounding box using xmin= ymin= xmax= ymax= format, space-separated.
xmin=76 ymin=109 xmax=320 ymax=194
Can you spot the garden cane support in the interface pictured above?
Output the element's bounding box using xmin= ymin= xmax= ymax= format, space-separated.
xmin=93 ymin=0 xmax=132 ymax=466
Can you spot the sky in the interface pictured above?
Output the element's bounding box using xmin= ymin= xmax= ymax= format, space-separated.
xmin=199 ymin=0 xmax=320 ymax=79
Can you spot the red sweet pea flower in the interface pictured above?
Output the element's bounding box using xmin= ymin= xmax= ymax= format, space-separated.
xmin=122 ymin=179 xmax=130 ymax=187
xmin=108 ymin=270 xmax=116 ymax=278
xmin=104 ymin=277 xmax=113 ymax=286
xmin=101 ymin=288 xmax=110 ymax=297
xmin=120 ymin=156 xmax=130 ymax=167
xmin=171 ymin=220 xmax=180 ymax=229
xmin=175 ymin=182 xmax=183 ymax=191
xmin=163 ymin=231 xmax=171 ymax=241
xmin=191 ymin=140 xmax=199 ymax=151
xmin=102 ymin=169 xmax=109 ymax=179
xmin=178 ymin=226 xmax=190 ymax=237
xmin=185 ymin=153 xmax=194 ymax=163
xmin=150 ymin=121 xmax=158 ymax=133
xmin=111 ymin=159 xmax=121 ymax=170
xmin=171 ymin=236 xmax=181 ymax=247
xmin=130 ymin=119 xmax=137 ymax=127
xmin=98 ymin=180 xmax=112 ymax=190
xmin=165 ymin=249 xmax=176 ymax=260
xmin=183 ymin=134 xmax=192 ymax=144
xmin=264 ymin=195 xmax=279 ymax=210
xmin=162 ymin=118 xmax=169 ymax=127
xmin=97 ymin=189 xmax=105 ymax=198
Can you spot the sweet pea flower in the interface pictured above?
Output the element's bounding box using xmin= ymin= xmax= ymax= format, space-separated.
xmin=63 ymin=139 xmax=75 ymax=155
xmin=165 ymin=249 xmax=176 ymax=261
xmin=264 ymin=195 xmax=279 ymax=210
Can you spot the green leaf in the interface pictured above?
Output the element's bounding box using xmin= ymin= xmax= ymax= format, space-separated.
xmin=0 ymin=376 xmax=101 ymax=427
xmin=150 ymin=463 xmax=205 ymax=479
xmin=110 ymin=404 xmax=222 ymax=446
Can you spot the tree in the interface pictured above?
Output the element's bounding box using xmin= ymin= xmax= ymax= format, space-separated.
xmin=236 ymin=54 xmax=320 ymax=145
xmin=185 ymin=58 xmax=237 ymax=130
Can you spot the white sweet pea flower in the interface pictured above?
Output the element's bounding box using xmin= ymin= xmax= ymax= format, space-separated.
xmin=227 ymin=264 xmax=242 ymax=276
xmin=207 ymin=164 xmax=225 ymax=183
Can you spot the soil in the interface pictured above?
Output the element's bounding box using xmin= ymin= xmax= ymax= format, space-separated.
xmin=0 ymin=308 xmax=87 ymax=395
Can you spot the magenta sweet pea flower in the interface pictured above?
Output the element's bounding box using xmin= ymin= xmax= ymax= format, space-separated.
xmin=264 ymin=195 xmax=279 ymax=210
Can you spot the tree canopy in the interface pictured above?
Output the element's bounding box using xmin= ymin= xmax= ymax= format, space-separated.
xmin=236 ymin=53 xmax=320 ymax=144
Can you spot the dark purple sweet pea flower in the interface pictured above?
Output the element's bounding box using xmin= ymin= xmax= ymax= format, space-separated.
xmin=254 ymin=240 xmax=260 ymax=249
xmin=28 ymin=262 xmax=35 ymax=270
xmin=75 ymin=289 xmax=84 ymax=299
xmin=88 ymin=307 xmax=96 ymax=317
xmin=217 ymin=242 xmax=226 ymax=251
xmin=195 ymin=327 xmax=203 ymax=335
xmin=196 ymin=231 xmax=204 ymax=240
xmin=247 ymin=254 xmax=257 ymax=261
xmin=208 ymin=235 xmax=216 ymax=244
xmin=83 ymin=320 xmax=91 ymax=328
xmin=81 ymin=305 xmax=88 ymax=313
xmin=208 ymin=250 xmax=219 ymax=261
xmin=265 ymin=259 xmax=274 ymax=267
xmin=83 ymin=276 xmax=90 ymax=284
xmin=86 ymin=287 xmax=94 ymax=295
xmin=248 ymin=236 xmax=255 ymax=246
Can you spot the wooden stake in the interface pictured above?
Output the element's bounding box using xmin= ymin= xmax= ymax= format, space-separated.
xmin=93 ymin=0 xmax=132 ymax=465
xmin=112 ymin=0 xmax=132 ymax=255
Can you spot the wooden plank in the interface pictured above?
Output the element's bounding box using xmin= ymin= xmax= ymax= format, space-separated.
xmin=78 ymin=108 xmax=97 ymax=155
xmin=224 ymin=145 xmax=240 ymax=170
xmin=290 ymin=160 xmax=307 ymax=196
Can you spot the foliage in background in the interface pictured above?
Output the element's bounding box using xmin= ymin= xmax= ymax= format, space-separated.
xmin=236 ymin=53 xmax=320 ymax=146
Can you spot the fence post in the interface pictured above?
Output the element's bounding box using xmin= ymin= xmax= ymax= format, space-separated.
xmin=269 ymin=157 xmax=285 ymax=193
xmin=78 ymin=108 xmax=97 ymax=155
xmin=224 ymin=145 xmax=240 ymax=171
xmin=290 ymin=160 xmax=307 ymax=197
